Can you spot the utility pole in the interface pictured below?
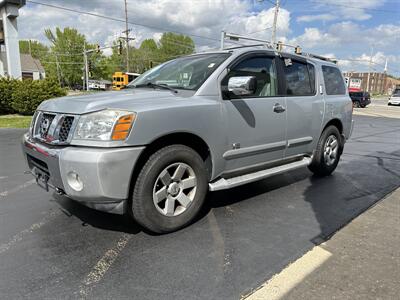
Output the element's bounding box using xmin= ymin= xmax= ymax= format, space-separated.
xmin=124 ymin=0 xmax=130 ymax=72
xmin=271 ymin=0 xmax=280 ymax=45
xmin=83 ymin=44 xmax=89 ymax=91
xmin=220 ymin=31 xmax=225 ymax=50
xmin=55 ymin=54 xmax=61 ymax=86
xmin=366 ymin=46 xmax=373 ymax=92
xmin=28 ymin=39 xmax=32 ymax=56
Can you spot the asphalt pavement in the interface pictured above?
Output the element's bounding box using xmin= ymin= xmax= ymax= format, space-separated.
xmin=0 ymin=114 xmax=399 ymax=299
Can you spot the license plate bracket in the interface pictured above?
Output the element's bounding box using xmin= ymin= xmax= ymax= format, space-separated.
xmin=33 ymin=167 xmax=49 ymax=192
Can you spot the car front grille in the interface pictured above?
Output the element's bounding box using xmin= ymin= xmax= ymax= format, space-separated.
xmin=59 ymin=116 xmax=74 ymax=142
xmin=39 ymin=113 xmax=56 ymax=139
xmin=32 ymin=112 xmax=76 ymax=145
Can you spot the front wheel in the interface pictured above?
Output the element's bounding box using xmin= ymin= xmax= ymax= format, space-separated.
xmin=308 ymin=126 xmax=342 ymax=177
xmin=131 ymin=145 xmax=208 ymax=233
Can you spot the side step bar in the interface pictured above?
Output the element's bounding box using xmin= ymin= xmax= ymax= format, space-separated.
xmin=209 ymin=157 xmax=312 ymax=191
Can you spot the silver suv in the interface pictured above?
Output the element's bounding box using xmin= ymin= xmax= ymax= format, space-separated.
xmin=22 ymin=47 xmax=353 ymax=233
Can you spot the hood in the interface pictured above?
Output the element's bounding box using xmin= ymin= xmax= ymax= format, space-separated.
xmin=38 ymin=89 xmax=197 ymax=114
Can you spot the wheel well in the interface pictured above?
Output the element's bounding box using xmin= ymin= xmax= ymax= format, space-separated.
xmin=323 ymin=118 xmax=343 ymax=134
xmin=128 ymin=133 xmax=212 ymax=199
xmin=323 ymin=118 xmax=344 ymax=154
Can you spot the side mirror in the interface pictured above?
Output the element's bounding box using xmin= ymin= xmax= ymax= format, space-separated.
xmin=228 ymin=76 xmax=257 ymax=96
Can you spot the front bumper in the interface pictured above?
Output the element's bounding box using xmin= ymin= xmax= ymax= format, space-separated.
xmin=22 ymin=133 xmax=145 ymax=214
xmin=388 ymin=99 xmax=400 ymax=105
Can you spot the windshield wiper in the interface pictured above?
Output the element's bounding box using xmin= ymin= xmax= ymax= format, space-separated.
xmin=133 ymin=82 xmax=178 ymax=93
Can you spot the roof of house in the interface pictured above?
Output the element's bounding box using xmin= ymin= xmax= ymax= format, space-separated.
xmin=20 ymin=54 xmax=45 ymax=73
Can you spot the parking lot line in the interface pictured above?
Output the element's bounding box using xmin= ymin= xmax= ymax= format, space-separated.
xmin=243 ymin=245 xmax=332 ymax=300
xmin=79 ymin=233 xmax=131 ymax=298
xmin=0 ymin=210 xmax=60 ymax=255
xmin=0 ymin=179 xmax=36 ymax=197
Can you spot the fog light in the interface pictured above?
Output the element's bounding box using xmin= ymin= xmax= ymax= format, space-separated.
xmin=67 ymin=171 xmax=83 ymax=191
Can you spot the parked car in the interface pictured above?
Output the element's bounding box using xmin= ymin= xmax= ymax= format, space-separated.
xmin=388 ymin=90 xmax=400 ymax=106
xmin=349 ymin=91 xmax=371 ymax=108
xmin=22 ymin=47 xmax=353 ymax=233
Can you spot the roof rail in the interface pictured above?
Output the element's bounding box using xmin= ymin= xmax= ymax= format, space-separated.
xmin=301 ymin=52 xmax=338 ymax=64
xmin=224 ymin=43 xmax=267 ymax=50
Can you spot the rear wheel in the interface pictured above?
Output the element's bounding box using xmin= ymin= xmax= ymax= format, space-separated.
xmin=308 ymin=125 xmax=342 ymax=177
xmin=353 ymin=101 xmax=361 ymax=108
xmin=131 ymin=145 xmax=208 ymax=233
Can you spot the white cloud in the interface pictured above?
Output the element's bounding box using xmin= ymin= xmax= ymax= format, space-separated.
xmin=18 ymin=0 xmax=291 ymax=50
xmin=312 ymin=0 xmax=384 ymax=21
xmin=297 ymin=14 xmax=336 ymax=23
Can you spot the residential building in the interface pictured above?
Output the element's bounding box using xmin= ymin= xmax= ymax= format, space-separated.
xmin=0 ymin=52 xmax=45 ymax=80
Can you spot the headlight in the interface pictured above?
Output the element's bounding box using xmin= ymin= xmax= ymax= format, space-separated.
xmin=73 ymin=109 xmax=136 ymax=141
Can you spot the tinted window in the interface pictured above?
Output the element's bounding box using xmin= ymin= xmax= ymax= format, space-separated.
xmin=283 ymin=60 xmax=315 ymax=96
xmin=225 ymin=56 xmax=278 ymax=97
xmin=322 ymin=66 xmax=346 ymax=95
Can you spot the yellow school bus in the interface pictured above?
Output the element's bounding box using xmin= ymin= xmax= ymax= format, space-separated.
xmin=112 ymin=72 xmax=140 ymax=90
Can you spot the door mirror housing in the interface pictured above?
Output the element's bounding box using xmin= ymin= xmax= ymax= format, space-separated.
xmin=228 ymin=76 xmax=257 ymax=96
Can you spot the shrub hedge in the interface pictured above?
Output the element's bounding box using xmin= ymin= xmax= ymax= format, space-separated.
xmin=0 ymin=78 xmax=67 ymax=115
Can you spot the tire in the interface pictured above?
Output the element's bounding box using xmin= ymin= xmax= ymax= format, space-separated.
xmin=131 ymin=145 xmax=208 ymax=233
xmin=308 ymin=125 xmax=342 ymax=177
xmin=353 ymin=101 xmax=361 ymax=108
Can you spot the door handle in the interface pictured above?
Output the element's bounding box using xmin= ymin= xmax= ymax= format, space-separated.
xmin=273 ymin=103 xmax=286 ymax=113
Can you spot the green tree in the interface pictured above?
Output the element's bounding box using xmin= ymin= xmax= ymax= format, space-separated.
xmin=158 ymin=32 xmax=195 ymax=60
xmin=19 ymin=40 xmax=49 ymax=60
xmin=44 ymin=27 xmax=86 ymax=87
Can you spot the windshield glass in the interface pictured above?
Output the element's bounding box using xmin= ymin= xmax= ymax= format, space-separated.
xmin=393 ymin=90 xmax=400 ymax=97
xmin=128 ymin=53 xmax=231 ymax=90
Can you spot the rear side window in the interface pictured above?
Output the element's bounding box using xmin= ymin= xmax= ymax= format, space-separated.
xmin=322 ymin=66 xmax=346 ymax=95
xmin=283 ymin=60 xmax=315 ymax=96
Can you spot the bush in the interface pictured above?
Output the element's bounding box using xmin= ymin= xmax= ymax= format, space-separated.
xmin=0 ymin=78 xmax=19 ymax=114
xmin=11 ymin=78 xmax=67 ymax=115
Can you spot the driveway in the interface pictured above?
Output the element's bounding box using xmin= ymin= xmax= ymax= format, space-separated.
xmin=0 ymin=114 xmax=399 ymax=299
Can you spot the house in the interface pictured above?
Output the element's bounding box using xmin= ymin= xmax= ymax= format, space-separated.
xmin=0 ymin=52 xmax=45 ymax=80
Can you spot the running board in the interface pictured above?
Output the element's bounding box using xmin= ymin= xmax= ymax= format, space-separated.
xmin=209 ymin=157 xmax=312 ymax=191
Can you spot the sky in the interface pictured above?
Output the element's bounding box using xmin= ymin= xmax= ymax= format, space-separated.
xmin=17 ymin=0 xmax=400 ymax=76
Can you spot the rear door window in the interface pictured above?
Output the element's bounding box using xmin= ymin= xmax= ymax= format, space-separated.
xmin=322 ymin=66 xmax=346 ymax=95
xmin=283 ymin=60 xmax=315 ymax=96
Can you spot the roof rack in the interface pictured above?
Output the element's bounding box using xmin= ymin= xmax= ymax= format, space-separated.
xmin=220 ymin=31 xmax=337 ymax=64
xmin=220 ymin=31 xmax=274 ymax=50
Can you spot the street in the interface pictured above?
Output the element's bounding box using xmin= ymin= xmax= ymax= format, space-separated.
xmin=1 ymin=112 xmax=399 ymax=299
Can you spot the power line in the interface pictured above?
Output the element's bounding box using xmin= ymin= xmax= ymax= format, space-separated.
xmin=246 ymin=26 xmax=273 ymax=35
xmin=296 ymin=0 xmax=400 ymax=14
xmin=27 ymin=1 xmax=221 ymax=43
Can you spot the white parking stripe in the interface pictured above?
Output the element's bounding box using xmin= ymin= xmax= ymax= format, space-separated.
xmin=79 ymin=233 xmax=131 ymax=298
xmin=0 ymin=210 xmax=60 ymax=255
xmin=243 ymin=245 xmax=332 ymax=300
xmin=0 ymin=179 xmax=36 ymax=197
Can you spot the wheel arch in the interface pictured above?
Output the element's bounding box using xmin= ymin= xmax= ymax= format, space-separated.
xmin=321 ymin=118 xmax=344 ymax=154
xmin=128 ymin=132 xmax=213 ymax=201
xmin=323 ymin=118 xmax=343 ymax=134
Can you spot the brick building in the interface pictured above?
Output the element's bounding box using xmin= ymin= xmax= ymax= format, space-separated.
xmin=343 ymin=71 xmax=400 ymax=95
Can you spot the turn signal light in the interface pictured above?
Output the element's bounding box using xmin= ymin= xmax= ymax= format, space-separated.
xmin=111 ymin=113 xmax=135 ymax=140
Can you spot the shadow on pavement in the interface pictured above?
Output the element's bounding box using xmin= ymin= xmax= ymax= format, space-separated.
xmin=53 ymin=193 xmax=142 ymax=234
xmin=304 ymin=149 xmax=400 ymax=245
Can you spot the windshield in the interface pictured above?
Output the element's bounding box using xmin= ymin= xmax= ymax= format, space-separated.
xmin=128 ymin=53 xmax=231 ymax=91
xmin=393 ymin=90 xmax=400 ymax=97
